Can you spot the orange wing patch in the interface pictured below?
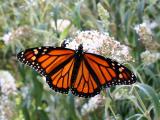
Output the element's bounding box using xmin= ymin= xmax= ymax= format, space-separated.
xmin=84 ymin=53 xmax=117 ymax=84
xmin=100 ymin=66 xmax=112 ymax=81
xmin=48 ymin=49 xmax=74 ymax=55
xmin=86 ymin=54 xmax=110 ymax=67
xmin=38 ymin=55 xmax=49 ymax=62
xmin=45 ymin=55 xmax=72 ymax=73
xmin=41 ymin=56 xmax=57 ymax=68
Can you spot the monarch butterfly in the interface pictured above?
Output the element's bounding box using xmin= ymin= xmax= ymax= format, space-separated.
xmin=17 ymin=42 xmax=136 ymax=98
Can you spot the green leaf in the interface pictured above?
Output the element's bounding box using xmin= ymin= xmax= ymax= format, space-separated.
xmin=126 ymin=113 xmax=143 ymax=120
xmin=135 ymin=83 xmax=160 ymax=120
xmin=137 ymin=0 xmax=145 ymax=21
xmin=22 ymin=105 xmax=31 ymax=120
xmin=32 ymin=73 xmax=43 ymax=106
xmin=60 ymin=24 xmax=72 ymax=40
xmin=36 ymin=110 xmax=49 ymax=120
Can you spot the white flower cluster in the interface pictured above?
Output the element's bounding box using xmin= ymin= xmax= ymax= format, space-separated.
xmin=134 ymin=22 xmax=152 ymax=36
xmin=0 ymin=71 xmax=17 ymax=95
xmin=81 ymin=95 xmax=105 ymax=116
xmin=134 ymin=22 xmax=160 ymax=65
xmin=134 ymin=22 xmax=160 ymax=51
xmin=141 ymin=50 xmax=160 ymax=65
xmin=2 ymin=26 xmax=32 ymax=45
xmin=66 ymin=30 xmax=133 ymax=63
xmin=2 ymin=32 xmax=12 ymax=44
xmin=0 ymin=71 xmax=17 ymax=120
xmin=67 ymin=30 xmax=105 ymax=52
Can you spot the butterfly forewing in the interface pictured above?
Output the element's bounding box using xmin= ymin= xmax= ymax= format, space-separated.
xmin=17 ymin=47 xmax=75 ymax=93
xmin=83 ymin=53 xmax=136 ymax=87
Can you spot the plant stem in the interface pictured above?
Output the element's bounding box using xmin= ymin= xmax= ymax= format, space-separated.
xmin=109 ymin=105 xmax=117 ymax=120
xmin=133 ymin=87 xmax=152 ymax=120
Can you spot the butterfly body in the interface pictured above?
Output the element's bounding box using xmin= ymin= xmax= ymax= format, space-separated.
xmin=17 ymin=44 xmax=136 ymax=98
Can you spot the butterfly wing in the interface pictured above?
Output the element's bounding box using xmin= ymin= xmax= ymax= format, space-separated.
xmin=17 ymin=47 xmax=75 ymax=94
xmin=71 ymin=53 xmax=136 ymax=98
xmin=71 ymin=58 xmax=101 ymax=97
xmin=17 ymin=46 xmax=136 ymax=97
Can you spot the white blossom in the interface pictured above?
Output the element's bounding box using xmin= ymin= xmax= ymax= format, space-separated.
xmin=2 ymin=32 xmax=12 ymax=44
xmin=66 ymin=30 xmax=133 ymax=63
xmin=0 ymin=71 xmax=17 ymax=95
xmin=134 ymin=22 xmax=152 ymax=35
xmin=0 ymin=71 xmax=17 ymax=120
xmin=141 ymin=50 xmax=160 ymax=65
xmin=81 ymin=94 xmax=105 ymax=116
xmin=134 ymin=22 xmax=160 ymax=51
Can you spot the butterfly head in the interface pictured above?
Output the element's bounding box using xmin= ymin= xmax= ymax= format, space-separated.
xmin=61 ymin=39 xmax=69 ymax=48
xmin=78 ymin=44 xmax=83 ymax=52
xmin=75 ymin=44 xmax=83 ymax=58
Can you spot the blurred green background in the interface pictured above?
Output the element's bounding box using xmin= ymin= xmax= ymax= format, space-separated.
xmin=0 ymin=0 xmax=160 ymax=120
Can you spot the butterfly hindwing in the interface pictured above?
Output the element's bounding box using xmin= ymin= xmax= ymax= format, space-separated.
xmin=71 ymin=59 xmax=101 ymax=97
